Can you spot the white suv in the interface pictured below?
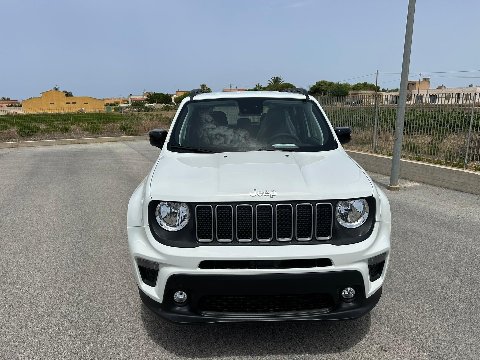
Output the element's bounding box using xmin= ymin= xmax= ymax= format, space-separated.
xmin=127 ymin=89 xmax=391 ymax=323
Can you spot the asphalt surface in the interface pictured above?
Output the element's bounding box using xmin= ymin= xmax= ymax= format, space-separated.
xmin=0 ymin=141 xmax=478 ymax=360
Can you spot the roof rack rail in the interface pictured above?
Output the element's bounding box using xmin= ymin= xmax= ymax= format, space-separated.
xmin=189 ymin=88 xmax=204 ymax=100
xmin=280 ymin=87 xmax=309 ymax=100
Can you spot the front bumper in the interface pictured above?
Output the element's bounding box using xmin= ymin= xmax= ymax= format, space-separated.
xmin=139 ymin=271 xmax=383 ymax=323
xmin=128 ymin=198 xmax=390 ymax=323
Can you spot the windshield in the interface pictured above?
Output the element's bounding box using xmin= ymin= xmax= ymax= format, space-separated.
xmin=168 ymin=98 xmax=338 ymax=153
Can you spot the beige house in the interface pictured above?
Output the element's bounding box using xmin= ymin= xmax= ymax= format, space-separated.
xmin=407 ymin=77 xmax=431 ymax=91
xmin=22 ymin=89 xmax=105 ymax=114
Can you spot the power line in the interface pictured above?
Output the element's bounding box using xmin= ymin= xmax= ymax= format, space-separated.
xmin=424 ymin=74 xmax=480 ymax=79
xmin=338 ymin=73 xmax=376 ymax=83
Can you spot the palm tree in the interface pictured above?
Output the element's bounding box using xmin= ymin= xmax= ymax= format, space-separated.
xmin=268 ymin=76 xmax=284 ymax=87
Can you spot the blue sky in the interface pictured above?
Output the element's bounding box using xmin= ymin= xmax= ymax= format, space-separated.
xmin=2 ymin=0 xmax=480 ymax=99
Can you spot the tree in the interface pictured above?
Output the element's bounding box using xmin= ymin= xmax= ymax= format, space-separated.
xmin=265 ymin=82 xmax=295 ymax=91
xmin=146 ymin=92 xmax=172 ymax=104
xmin=63 ymin=91 xmax=73 ymax=97
xmin=309 ymin=80 xmax=351 ymax=97
xmin=381 ymin=87 xmax=399 ymax=92
xmin=351 ymin=82 xmax=380 ymax=92
xmin=200 ymin=84 xmax=212 ymax=93
xmin=174 ymin=92 xmax=190 ymax=105
xmin=1 ymin=97 xmax=11 ymax=101
xmin=268 ymin=76 xmax=284 ymax=87
xmin=309 ymin=80 xmax=334 ymax=95
xmin=263 ymin=76 xmax=296 ymax=91
xmin=330 ymin=83 xmax=351 ymax=96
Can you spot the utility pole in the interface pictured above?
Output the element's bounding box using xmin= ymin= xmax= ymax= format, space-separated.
xmin=389 ymin=0 xmax=416 ymax=189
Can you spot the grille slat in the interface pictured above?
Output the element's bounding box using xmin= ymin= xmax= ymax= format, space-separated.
xmin=276 ymin=204 xmax=293 ymax=241
xmin=256 ymin=204 xmax=273 ymax=242
xmin=316 ymin=203 xmax=333 ymax=240
xmin=195 ymin=205 xmax=213 ymax=242
xmin=296 ymin=203 xmax=313 ymax=241
xmin=195 ymin=202 xmax=333 ymax=244
xmin=236 ymin=205 xmax=253 ymax=242
xmin=216 ymin=205 xmax=233 ymax=242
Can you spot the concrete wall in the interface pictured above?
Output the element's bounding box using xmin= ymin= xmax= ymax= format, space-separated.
xmin=347 ymin=150 xmax=480 ymax=195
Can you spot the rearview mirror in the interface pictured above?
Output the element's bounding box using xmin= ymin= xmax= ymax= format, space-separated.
xmin=149 ymin=129 xmax=168 ymax=149
xmin=334 ymin=127 xmax=352 ymax=145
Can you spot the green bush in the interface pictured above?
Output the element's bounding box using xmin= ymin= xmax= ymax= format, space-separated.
xmin=119 ymin=122 xmax=137 ymax=136
xmin=17 ymin=124 xmax=41 ymax=137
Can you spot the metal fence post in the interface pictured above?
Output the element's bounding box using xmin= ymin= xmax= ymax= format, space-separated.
xmin=389 ymin=0 xmax=416 ymax=189
xmin=371 ymin=70 xmax=380 ymax=152
xmin=464 ymin=93 xmax=477 ymax=169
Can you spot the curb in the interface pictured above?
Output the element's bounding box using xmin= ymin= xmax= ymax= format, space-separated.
xmin=0 ymin=135 xmax=148 ymax=149
xmin=347 ymin=150 xmax=480 ymax=195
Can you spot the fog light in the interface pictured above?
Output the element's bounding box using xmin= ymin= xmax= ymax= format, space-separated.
xmin=173 ymin=290 xmax=188 ymax=304
xmin=341 ymin=287 xmax=356 ymax=301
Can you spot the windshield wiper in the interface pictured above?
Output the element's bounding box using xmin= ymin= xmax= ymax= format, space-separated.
xmin=257 ymin=144 xmax=299 ymax=152
xmin=168 ymin=145 xmax=216 ymax=153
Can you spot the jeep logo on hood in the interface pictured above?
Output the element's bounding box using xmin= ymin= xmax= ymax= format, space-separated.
xmin=249 ymin=189 xmax=277 ymax=198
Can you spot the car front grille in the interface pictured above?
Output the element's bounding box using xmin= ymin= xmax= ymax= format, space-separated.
xmin=198 ymin=293 xmax=334 ymax=314
xmin=195 ymin=202 xmax=333 ymax=244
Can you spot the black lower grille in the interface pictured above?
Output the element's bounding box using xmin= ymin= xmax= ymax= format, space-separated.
xmin=198 ymin=293 xmax=334 ymax=313
xmin=198 ymin=258 xmax=332 ymax=269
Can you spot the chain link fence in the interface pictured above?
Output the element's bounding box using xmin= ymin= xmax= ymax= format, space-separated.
xmin=1 ymin=95 xmax=479 ymax=171
xmin=317 ymin=93 xmax=480 ymax=171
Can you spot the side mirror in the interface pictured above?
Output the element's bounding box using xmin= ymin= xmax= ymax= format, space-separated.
xmin=149 ymin=129 xmax=168 ymax=149
xmin=334 ymin=127 xmax=352 ymax=145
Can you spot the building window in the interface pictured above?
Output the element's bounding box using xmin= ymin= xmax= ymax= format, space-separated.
xmin=49 ymin=102 xmax=54 ymax=105
xmin=72 ymin=102 xmax=76 ymax=104
xmin=66 ymin=102 xmax=71 ymax=104
xmin=84 ymin=102 xmax=88 ymax=105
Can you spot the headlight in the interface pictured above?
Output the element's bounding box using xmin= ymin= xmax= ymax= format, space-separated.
xmin=155 ymin=201 xmax=190 ymax=231
xmin=335 ymin=199 xmax=369 ymax=228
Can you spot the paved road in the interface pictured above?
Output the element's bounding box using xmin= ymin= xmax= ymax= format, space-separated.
xmin=0 ymin=141 xmax=479 ymax=360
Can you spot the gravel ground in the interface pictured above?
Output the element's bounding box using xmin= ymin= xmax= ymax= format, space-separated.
xmin=0 ymin=141 xmax=478 ymax=360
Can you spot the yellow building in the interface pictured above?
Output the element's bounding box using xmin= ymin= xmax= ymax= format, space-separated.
xmin=22 ymin=89 xmax=105 ymax=114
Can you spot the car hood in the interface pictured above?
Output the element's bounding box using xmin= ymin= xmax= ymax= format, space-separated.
xmin=147 ymin=149 xmax=374 ymax=202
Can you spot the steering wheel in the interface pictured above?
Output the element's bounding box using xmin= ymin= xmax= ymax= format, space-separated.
xmin=267 ymin=133 xmax=300 ymax=145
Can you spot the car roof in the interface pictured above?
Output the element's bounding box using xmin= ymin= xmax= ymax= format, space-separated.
xmin=189 ymin=91 xmax=308 ymax=101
